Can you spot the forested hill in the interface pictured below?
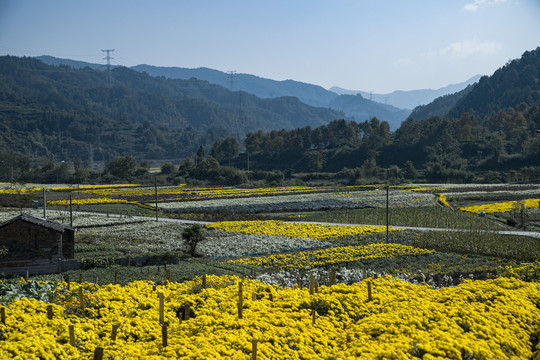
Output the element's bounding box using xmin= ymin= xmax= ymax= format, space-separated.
xmin=449 ymin=47 xmax=540 ymax=119
xmin=234 ymin=47 xmax=540 ymax=181
xmin=0 ymin=56 xmax=343 ymax=162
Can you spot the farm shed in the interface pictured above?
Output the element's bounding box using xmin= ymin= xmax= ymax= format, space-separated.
xmin=0 ymin=213 xmax=76 ymax=275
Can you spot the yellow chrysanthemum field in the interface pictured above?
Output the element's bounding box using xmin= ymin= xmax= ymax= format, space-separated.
xmin=0 ymin=275 xmax=539 ymax=359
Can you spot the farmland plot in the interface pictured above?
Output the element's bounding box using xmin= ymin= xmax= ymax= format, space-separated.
xmin=1 ymin=183 xmax=540 ymax=359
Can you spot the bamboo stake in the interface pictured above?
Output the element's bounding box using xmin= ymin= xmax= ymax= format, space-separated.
xmin=251 ymin=338 xmax=258 ymax=360
xmin=93 ymin=347 xmax=104 ymax=360
xmin=68 ymin=325 xmax=75 ymax=347
xmin=111 ymin=324 xmax=119 ymax=341
xmin=159 ymin=292 xmax=165 ymax=325
xmin=47 ymin=305 xmax=53 ymax=319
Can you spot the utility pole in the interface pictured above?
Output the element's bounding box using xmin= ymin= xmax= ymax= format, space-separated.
xmin=101 ymin=49 xmax=115 ymax=88
xmin=386 ymin=185 xmax=389 ymax=243
xmin=43 ymin=188 xmax=47 ymax=219
xmin=155 ymin=177 xmax=159 ymax=222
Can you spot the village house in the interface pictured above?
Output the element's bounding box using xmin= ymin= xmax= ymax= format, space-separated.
xmin=0 ymin=213 xmax=76 ymax=275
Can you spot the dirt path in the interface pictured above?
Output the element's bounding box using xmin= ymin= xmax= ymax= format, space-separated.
xmin=83 ymin=212 xmax=540 ymax=239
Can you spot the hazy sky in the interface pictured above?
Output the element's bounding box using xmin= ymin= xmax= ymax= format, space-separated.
xmin=1 ymin=0 xmax=539 ymax=93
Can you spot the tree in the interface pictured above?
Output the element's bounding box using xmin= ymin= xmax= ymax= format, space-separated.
xmin=196 ymin=146 xmax=205 ymax=165
xmin=403 ymin=160 xmax=417 ymax=180
xmin=182 ymin=224 xmax=205 ymax=256
xmin=211 ymin=137 xmax=240 ymax=164
xmin=106 ymin=156 xmax=137 ymax=179
xmin=161 ymin=162 xmax=175 ymax=175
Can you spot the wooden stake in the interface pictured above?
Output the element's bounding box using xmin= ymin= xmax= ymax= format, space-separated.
xmin=184 ymin=303 xmax=190 ymax=321
xmin=25 ymin=270 xmax=29 ymax=281
xmin=346 ymin=334 xmax=351 ymax=343
xmin=1 ymin=307 xmax=5 ymax=324
xmin=330 ymin=268 xmax=336 ymax=286
xmin=78 ymin=287 xmax=84 ymax=311
xmin=238 ymin=281 xmax=243 ymax=303
xmin=312 ymin=309 xmax=316 ymax=324
xmin=202 ymin=274 xmax=207 ymax=288
xmin=237 ymin=301 xmax=243 ymax=319
xmin=367 ymin=281 xmax=372 ymax=302
xmin=158 ymin=292 xmax=165 ymax=325
xmin=251 ymin=338 xmax=258 ymax=360
xmin=162 ymin=324 xmax=168 ymax=347
xmin=252 ymin=292 xmax=257 ymax=301
xmin=78 ymin=273 xmax=82 ymax=284
xmin=309 ymin=275 xmax=314 ymax=295
xmin=166 ymin=269 xmax=171 ymax=282
xmin=315 ymin=281 xmax=319 ymax=293
xmin=114 ymin=270 xmax=118 ymax=285
xmin=66 ymin=275 xmax=70 ymax=291
xmin=47 ymin=304 xmax=53 ymax=319
xmin=68 ymin=324 xmax=75 ymax=347
xmin=111 ymin=324 xmax=119 ymax=341
xmin=93 ymin=347 xmax=104 ymax=360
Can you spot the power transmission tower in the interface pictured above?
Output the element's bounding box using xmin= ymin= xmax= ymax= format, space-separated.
xmin=227 ymin=70 xmax=236 ymax=90
xmin=101 ymin=49 xmax=115 ymax=88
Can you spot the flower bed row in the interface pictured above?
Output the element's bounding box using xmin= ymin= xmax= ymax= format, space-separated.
xmin=229 ymin=243 xmax=434 ymax=270
xmin=0 ymin=275 xmax=538 ymax=359
xmin=207 ymin=220 xmax=401 ymax=240
xmin=458 ymin=198 xmax=540 ymax=214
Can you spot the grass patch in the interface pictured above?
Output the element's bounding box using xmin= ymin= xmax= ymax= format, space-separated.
xmin=34 ymin=259 xmax=260 ymax=285
xmin=268 ymin=206 xmax=510 ymax=230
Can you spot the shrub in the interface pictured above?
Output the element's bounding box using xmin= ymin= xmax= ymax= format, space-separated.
xmin=182 ymin=224 xmax=206 ymax=256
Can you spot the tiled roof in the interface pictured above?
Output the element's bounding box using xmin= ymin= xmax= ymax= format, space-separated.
xmin=0 ymin=213 xmax=74 ymax=232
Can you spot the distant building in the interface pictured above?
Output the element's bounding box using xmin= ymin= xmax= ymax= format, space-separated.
xmin=0 ymin=213 xmax=76 ymax=275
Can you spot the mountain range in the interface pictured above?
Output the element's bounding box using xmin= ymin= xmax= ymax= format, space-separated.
xmin=36 ymin=56 xmax=479 ymax=130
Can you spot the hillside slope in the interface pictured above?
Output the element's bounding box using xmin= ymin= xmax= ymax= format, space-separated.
xmin=0 ymin=56 xmax=343 ymax=161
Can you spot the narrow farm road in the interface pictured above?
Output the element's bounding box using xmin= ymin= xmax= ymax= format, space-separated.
xmin=79 ymin=212 xmax=540 ymax=239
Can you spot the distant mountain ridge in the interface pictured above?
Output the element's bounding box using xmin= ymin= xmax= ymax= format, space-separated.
xmin=36 ymin=56 xmax=479 ymax=130
xmin=330 ymin=75 xmax=482 ymax=110
xmin=0 ymin=56 xmax=343 ymax=161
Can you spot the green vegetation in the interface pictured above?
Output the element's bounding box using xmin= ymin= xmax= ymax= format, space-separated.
xmin=273 ymin=206 xmax=508 ymax=230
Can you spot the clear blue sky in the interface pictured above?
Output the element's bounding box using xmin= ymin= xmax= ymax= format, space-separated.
xmin=1 ymin=0 xmax=539 ymax=93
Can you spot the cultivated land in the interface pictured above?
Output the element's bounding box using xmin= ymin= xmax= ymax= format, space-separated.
xmin=0 ymin=182 xmax=539 ymax=359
